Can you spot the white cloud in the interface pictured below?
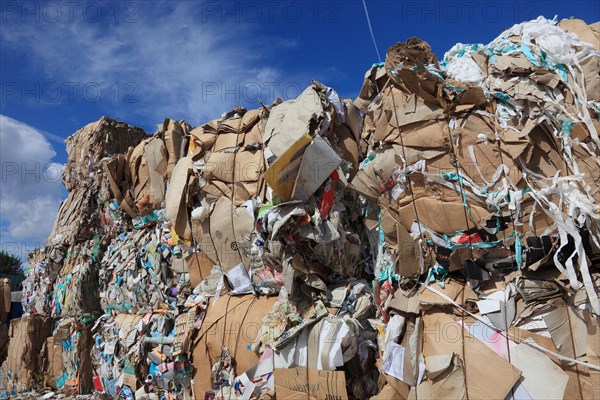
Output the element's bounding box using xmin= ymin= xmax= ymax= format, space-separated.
xmin=0 ymin=2 xmax=308 ymax=126
xmin=0 ymin=115 xmax=65 ymax=259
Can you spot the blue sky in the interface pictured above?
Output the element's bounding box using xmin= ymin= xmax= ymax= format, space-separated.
xmin=1 ymin=0 xmax=599 ymax=260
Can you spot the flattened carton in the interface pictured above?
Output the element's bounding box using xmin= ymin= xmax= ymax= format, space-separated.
xmin=274 ymin=367 xmax=348 ymax=400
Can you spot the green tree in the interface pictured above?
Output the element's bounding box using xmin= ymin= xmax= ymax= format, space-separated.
xmin=0 ymin=250 xmax=24 ymax=276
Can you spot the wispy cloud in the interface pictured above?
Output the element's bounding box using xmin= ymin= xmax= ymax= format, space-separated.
xmin=0 ymin=2 xmax=318 ymax=127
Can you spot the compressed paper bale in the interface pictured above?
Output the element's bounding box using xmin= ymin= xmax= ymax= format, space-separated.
xmin=49 ymin=117 xmax=148 ymax=245
xmin=6 ymin=315 xmax=53 ymax=391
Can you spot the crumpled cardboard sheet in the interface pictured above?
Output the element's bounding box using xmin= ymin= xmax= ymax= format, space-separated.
xmin=103 ymin=118 xmax=188 ymax=218
xmin=190 ymin=107 xmax=266 ymax=206
xmin=42 ymin=336 xmax=62 ymax=390
xmin=5 ymin=314 xmax=53 ymax=392
xmin=354 ymin=63 xmax=388 ymax=113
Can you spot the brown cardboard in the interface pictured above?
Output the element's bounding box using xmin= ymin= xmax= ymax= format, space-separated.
xmin=419 ymin=279 xmax=479 ymax=307
xmin=371 ymin=383 xmax=406 ymax=400
xmin=77 ymin=325 xmax=94 ymax=394
xmin=218 ymin=115 xmax=242 ymax=134
xmin=583 ymin=310 xmax=600 ymax=358
xmin=382 ymin=373 xmax=410 ymax=399
xmin=273 ymin=368 xmax=348 ymax=400
xmin=396 ymin=223 xmax=420 ymax=277
xmin=543 ymin=301 xmax=587 ymax=359
xmin=6 ymin=315 xmax=53 ymax=391
xmin=422 ymin=311 xmax=521 ymax=400
xmin=389 ymin=92 xmax=445 ymax=128
xmin=191 ymin=294 xmax=277 ymax=395
xmin=208 ymin=197 xmax=254 ymax=272
xmin=234 ymin=151 xmax=264 ymax=183
xmin=213 ymin=133 xmax=242 ymax=152
xmin=187 ymin=251 xmax=215 ymax=289
xmin=144 ymin=138 xmax=168 ymax=205
xmin=397 ymin=195 xmax=491 ymax=233
xmin=43 ymin=337 xmax=63 ymax=389
xmin=336 ymin=124 xmax=360 ymax=177
xmin=410 ymin=354 xmax=465 ymax=400
xmin=129 ymin=139 xmax=151 ymax=202
xmin=189 ymin=126 xmax=216 ymax=155
xmin=204 ymin=151 xmax=263 ymax=183
xmin=165 ymin=156 xmax=193 ymax=240
xmin=387 ymin=288 xmax=421 ymax=315
xmin=162 ymin=119 xmax=184 ymax=179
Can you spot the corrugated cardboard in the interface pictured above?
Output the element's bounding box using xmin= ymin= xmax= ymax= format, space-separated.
xmin=187 ymin=251 xmax=215 ymax=289
xmin=162 ymin=118 xmax=185 ymax=179
xmin=410 ymin=354 xmax=465 ymax=400
xmin=263 ymin=86 xmax=324 ymax=157
xmin=543 ymin=300 xmax=587 ymax=359
xmin=273 ymin=368 xmax=348 ymax=400
xmin=192 ymin=294 xmax=277 ymax=395
xmin=43 ymin=336 xmax=63 ymax=389
xmin=207 ymin=197 xmax=254 ymax=273
xmin=6 ymin=315 xmax=53 ymax=390
xmin=422 ymin=311 xmax=521 ymax=400
xmin=165 ymin=156 xmax=193 ymax=240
